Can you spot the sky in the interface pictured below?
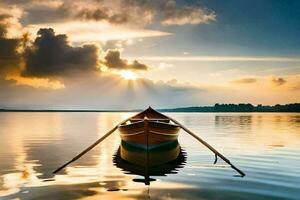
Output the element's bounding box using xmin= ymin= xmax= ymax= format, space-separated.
xmin=0 ymin=0 xmax=299 ymax=109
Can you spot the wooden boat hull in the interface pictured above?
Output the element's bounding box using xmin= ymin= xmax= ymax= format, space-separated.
xmin=118 ymin=120 xmax=180 ymax=149
xmin=119 ymin=140 xmax=180 ymax=167
xmin=113 ymin=140 xmax=186 ymax=185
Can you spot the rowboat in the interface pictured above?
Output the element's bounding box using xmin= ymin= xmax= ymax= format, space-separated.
xmin=118 ymin=107 xmax=180 ymax=149
xmin=53 ymin=107 xmax=245 ymax=177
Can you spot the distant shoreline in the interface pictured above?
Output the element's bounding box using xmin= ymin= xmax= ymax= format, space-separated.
xmin=0 ymin=109 xmax=140 ymax=113
xmin=1 ymin=103 xmax=300 ymax=113
xmin=0 ymin=110 xmax=299 ymax=113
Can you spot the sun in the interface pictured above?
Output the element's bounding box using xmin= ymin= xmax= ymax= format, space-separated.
xmin=120 ymin=70 xmax=137 ymax=80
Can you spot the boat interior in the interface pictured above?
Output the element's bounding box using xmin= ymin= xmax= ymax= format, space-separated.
xmin=121 ymin=107 xmax=177 ymax=125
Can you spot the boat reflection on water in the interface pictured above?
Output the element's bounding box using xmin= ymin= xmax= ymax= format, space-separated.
xmin=113 ymin=140 xmax=186 ymax=185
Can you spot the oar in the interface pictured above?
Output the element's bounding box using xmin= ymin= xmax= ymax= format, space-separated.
xmin=53 ymin=118 xmax=130 ymax=174
xmin=168 ymin=116 xmax=246 ymax=177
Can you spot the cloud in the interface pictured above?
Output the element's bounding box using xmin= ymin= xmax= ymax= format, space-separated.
xmin=21 ymin=2 xmax=71 ymax=25
xmin=231 ymin=78 xmax=257 ymax=84
xmin=22 ymin=28 xmax=99 ymax=77
xmin=230 ymin=76 xmax=290 ymax=88
xmin=160 ymin=3 xmax=216 ymax=25
xmin=228 ymin=75 xmax=300 ymax=94
xmin=270 ymin=77 xmax=287 ymax=86
xmin=0 ymin=14 xmax=22 ymax=78
xmin=267 ymin=75 xmax=300 ymax=91
xmin=2 ymin=0 xmax=216 ymax=45
xmin=26 ymin=21 xmax=171 ymax=43
xmin=1 ymin=0 xmax=216 ymax=27
xmin=158 ymin=62 xmax=173 ymax=70
xmin=23 ymin=2 xmax=130 ymax=25
xmin=6 ymin=75 xmax=65 ymax=89
xmin=102 ymin=50 xmax=148 ymax=70
xmin=122 ymin=0 xmax=216 ymax=26
xmin=0 ymin=5 xmax=23 ymax=36
xmin=75 ymin=8 xmax=129 ymax=24
xmin=0 ymin=23 xmax=150 ymax=89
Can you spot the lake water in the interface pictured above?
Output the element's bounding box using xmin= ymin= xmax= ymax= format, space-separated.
xmin=0 ymin=112 xmax=299 ymax=200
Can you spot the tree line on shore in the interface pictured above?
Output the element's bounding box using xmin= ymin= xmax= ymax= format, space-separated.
xmin=161 ymin=103 xmax=300 ymax=112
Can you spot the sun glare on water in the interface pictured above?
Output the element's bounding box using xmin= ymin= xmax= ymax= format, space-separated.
xmin=120 ymin=70 xmax=137 ymax=80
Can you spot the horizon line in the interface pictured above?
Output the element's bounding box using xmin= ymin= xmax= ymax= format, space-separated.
xmin=1 ymin=102 xmax=299 ymax=112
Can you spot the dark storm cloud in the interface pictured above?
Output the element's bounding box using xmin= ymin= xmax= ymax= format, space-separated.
xmin=22 ymin=28 xmax=99 ymax=77
xmin=102 ymin=50 xmax=148 ymax=70
xmin=0 ymin=16 xmax=22 ymax=77
xmin=1 ymin=23 xmax=149 ymax=80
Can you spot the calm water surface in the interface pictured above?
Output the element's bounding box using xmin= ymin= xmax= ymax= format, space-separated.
xmin=0 ymin=112 xmax=299 ymax=200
